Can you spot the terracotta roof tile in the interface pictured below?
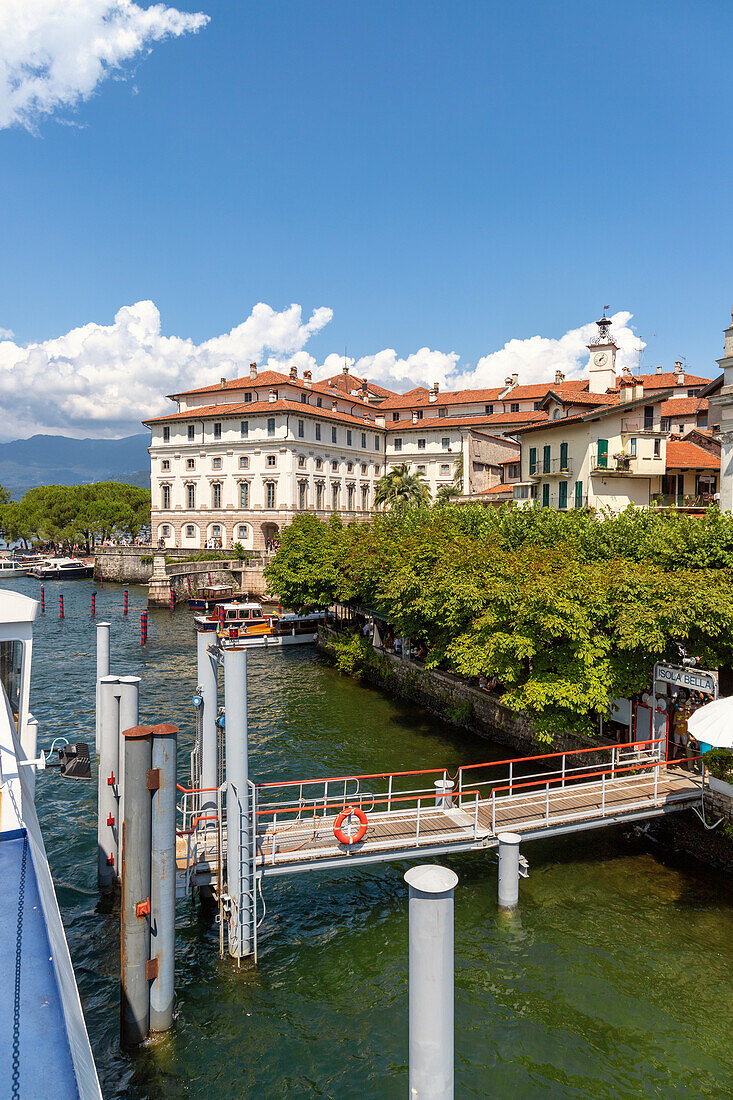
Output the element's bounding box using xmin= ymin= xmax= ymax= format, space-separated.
xmin=144 ymin=399 xmax=377 ymax=428
xmin=611 ymin=371 xmax=711 ymax=390
xmin=659 ymin=397 xmax=709 ymax=416
xmin=665 ymin=440 xmax=720 ymax=470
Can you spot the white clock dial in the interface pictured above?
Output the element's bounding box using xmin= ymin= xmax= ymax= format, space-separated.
xmin=594 ymin=352 xmax=608 ymax=366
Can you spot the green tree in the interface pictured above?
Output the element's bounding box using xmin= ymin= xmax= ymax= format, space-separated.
xmin=374 ymin=463 xmax=430 ymax=510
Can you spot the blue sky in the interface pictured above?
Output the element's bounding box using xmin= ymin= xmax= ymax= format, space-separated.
xmin=0 ymin=1 xmax=731 ymax=435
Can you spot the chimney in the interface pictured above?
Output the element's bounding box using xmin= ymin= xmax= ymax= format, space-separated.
xmin=375 ymin=413 xmax=385 ymax=427
xmin=633 ymin=383 xmax=644 ymax=401
xmin=303 ymin=370 xmax=312 ymax=389
xmin=289 ymin=365 xmax=297 ymax=380
xmin=429 ymin=381 xmax=439 ymax=403
xmin=361 ymin=378 xmax=369 ymax=397
xmin=412 ymin=411 xmax=418 ymax=424
xmin=332 ymin=400 xmax=338 ymax=411
xmin=342 ymin=363 xmax=349 ymax=376
xmin=511 ymin=373 xmax=518 ymax=385
xmin=220 ymin=377 xmax=227 ymax=389
xmin=504 ymin=376 xmax=513 ymax=387
xmin=620 ymin=378 xmax=634 ymax=403
xmin=675 ymin=362 xmax=685 ymax=385
xmin=555 ymin=370 xmax=565 ymax=385
xmin=268 ymin=390 xmax=277 ymax=403
xmin=249 ymin=361 xmax=257 ymax=380
xmin=656 ymin=365 xmax=663 ymax=374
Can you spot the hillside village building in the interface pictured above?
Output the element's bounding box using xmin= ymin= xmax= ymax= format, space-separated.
xmin=145 ymin=314 xmax=721 ymax=547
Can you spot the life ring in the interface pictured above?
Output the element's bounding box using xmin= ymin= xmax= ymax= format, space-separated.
xmin=333 ymin=805 xmax=368 ymax=846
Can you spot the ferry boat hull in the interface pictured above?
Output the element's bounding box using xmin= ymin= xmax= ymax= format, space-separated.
xmin=220 ymin=629 xmax=319 ymax=649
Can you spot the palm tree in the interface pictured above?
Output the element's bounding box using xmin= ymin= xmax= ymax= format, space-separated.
xmin=374 ymin=464 xmax=431 ymax=510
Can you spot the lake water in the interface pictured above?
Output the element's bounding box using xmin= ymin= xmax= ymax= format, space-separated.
xmin=15 ymin=577 xmax=733 ymax=1097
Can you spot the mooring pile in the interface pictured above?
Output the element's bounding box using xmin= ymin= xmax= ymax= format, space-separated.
xmin=94 ymin=621 xmax=178 ymax=1046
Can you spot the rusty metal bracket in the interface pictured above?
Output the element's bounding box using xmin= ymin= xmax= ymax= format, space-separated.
xmin=146 ymin=768 xmax=160 ymax=791
xmin=135 ymin=897 xmax=151 ymax=918
xmin=146 ymin=957 xmax=159 ymax=981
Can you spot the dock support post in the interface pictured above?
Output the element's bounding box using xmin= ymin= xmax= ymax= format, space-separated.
xmin=120 ymin=724 xmax=153 ymax=1047
xmin=224 ymin=646 xmax=251 ymax=959
xmin=98 ymin=676 xmax=121 ymax=888
xmin=116 ymin=676 xmax=140 ymax=874
xmin=95 ymin=622 xmax=110 ymax=753
xmin=150 ymin=722 xmax=178 ymax=1033
xmin=404 ymin=865 xmax=457 ymax=1100
xmin=497 ymin=831 xmax=521 ymax=910
xmin=196 ymin=628 xmax=219 ymax=815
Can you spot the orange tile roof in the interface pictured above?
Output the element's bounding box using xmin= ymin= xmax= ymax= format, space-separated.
xmin=477 ymin=483 xmax=515 ymax=495
xmin=665 ymin=440 xmax=720 ymax=470
xmin=144 ymin=399 xmax=377 ymax=428
xmin=611 ymin=371 xmax=711 ymax=390
xmin=319 ymin=372 xmax=397 ymax=398
xmin=378 ymin=387 xmax=506 ymax=410
xmin=169 ymin=368 xmax=384 ymax=406
xmin=659 ymin=397 xmax=709 ymax=416
xmin=385 ymin=410 xmax=547 ymax=430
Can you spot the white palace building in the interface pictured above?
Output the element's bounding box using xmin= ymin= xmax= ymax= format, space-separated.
xmin=145 ymin=313 xmax=722 ymax=551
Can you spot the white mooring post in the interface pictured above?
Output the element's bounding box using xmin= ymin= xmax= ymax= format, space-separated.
xmin=116 ymin=675 xmax=140 ymax=873
xmin=224 ymin=646 xmax=251 ymax=960
xmin=95 ymin=622 xmax=111 ymax=753
xmin=149 ymin=722 xmax=178 ymax=1033
xmin=98 ymin=675 xmax=121 ymax=888
xmin=196 ymin=628 xmax=219 ymax=815
xmin=497 ymin=831 xmax=521 ymax=910
xmin=120 ymin=724 xmax=153 ymax=1047
xmin=404 ymin=864 xmax=458 ymax=1100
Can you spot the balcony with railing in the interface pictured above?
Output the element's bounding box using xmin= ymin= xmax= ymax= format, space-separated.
xmin=529 ymin=457 xmax=573 ymax=478
xmin=620 ymin=416 xmax=661 ymax=434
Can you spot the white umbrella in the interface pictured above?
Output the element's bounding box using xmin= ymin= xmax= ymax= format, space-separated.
xmin=687 ymin=696 xmax=733 ymax=749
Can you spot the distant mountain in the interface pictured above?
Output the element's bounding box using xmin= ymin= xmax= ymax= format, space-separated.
xmin=0 ymin=434 xmax=151 ymax=498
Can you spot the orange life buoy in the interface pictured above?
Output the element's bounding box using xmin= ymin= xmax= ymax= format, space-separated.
xmin=333 ymin=805 xmax=368 ymax=846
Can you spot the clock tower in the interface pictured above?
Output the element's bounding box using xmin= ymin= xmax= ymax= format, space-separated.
xmin=587 ymin=313 xmax=619 ymax=393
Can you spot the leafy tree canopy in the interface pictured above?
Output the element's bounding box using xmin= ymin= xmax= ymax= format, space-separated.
xmin=266 ymin=504 xmax=733 ymax=741
xmin=0 ymin=481 xmax=150 ymax=550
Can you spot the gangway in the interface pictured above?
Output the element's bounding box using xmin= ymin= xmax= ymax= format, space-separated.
xmin=180 ymin=636 xmax=707 ymax=962
xmin=177 ymin=737 xmax=702 ymax=888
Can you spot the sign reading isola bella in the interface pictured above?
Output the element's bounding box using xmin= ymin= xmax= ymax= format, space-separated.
xmin=653 ymin=663 xmax=718 ymax=697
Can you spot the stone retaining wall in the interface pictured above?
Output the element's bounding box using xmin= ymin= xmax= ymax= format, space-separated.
xmin=318 ymin=625 xmax=612 ymax=759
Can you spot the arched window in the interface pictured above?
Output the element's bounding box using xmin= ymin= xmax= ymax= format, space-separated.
xmin=237 ymin=524 xmax=248 ymax=539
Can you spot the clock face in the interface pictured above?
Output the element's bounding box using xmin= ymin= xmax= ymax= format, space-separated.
xmin=594 ymin=352 xmax=608 ymax=367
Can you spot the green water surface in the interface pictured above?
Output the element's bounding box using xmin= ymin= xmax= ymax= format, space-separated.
xmin=17 ymin=578 xmax=733 ymax=1098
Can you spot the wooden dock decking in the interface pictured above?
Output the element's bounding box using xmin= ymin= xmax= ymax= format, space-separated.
xmin=178 ymin=765 xmax=703 ymax=885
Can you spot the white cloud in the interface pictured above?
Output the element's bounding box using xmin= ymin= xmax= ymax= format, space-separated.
xmin=0 ymin=300 xmax=334 ymax=437
xmin=452 ymin=312 xmax=645 ymax=391
xmin=0 ymin=0 xmax=209 ymax=131
xmin=0 ymin=301 xmax=648 ymax=439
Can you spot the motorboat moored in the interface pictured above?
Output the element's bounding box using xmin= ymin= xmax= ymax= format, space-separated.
xmin=27 ymin=557 xmax=94 ymax=579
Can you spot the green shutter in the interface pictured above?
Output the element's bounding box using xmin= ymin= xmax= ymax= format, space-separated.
xmin=542 ymin=483 xmax=550 ymax=509
xmin=560 ymin=442 xmax=568 ymax=471
xmin=543 ymin=445 xmax=551 ymax=473
xmin=575 ymin=480 xmax=583 ymax=508
xmin=558 ymin=481 xmax=567 ymax=509
xmin=529 ymin=446 xmax=537 ymax=475
xmin=597 ymin=439 xmax=608 ymax=468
